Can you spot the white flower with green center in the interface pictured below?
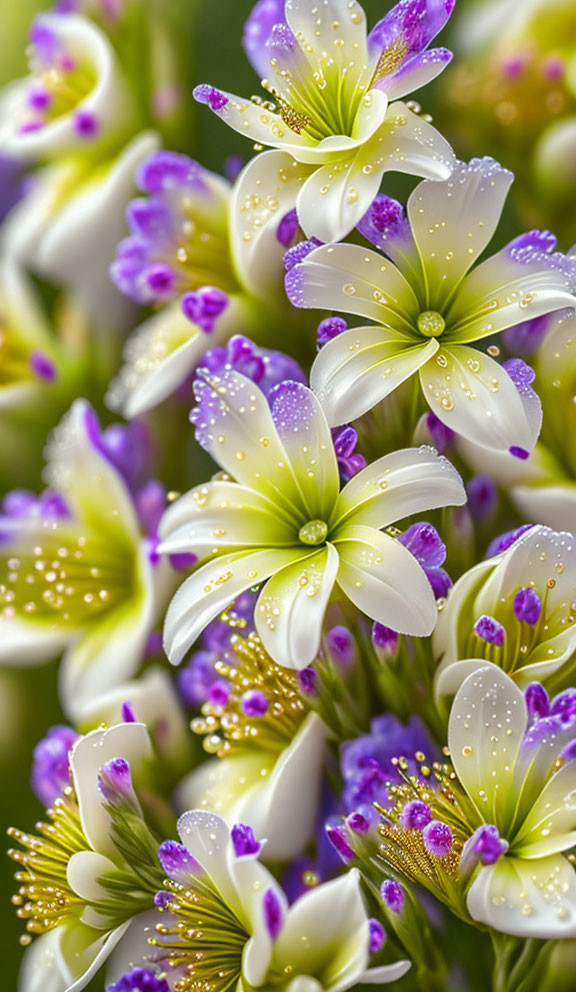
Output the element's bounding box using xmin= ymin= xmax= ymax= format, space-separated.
xmin=159 ymin=368 xmax=466 ymax=669
xmin=286 ymin=157 xmax=576 ymax=453
xmin=434 ymin=525 xmax=576 ymax=698
xmin=364 ymin=667 xmax=576 ymax=938
xmin=193 ymin=0 xmax=456 ymax=242
xmin=10 ymin=722 xmax=163 ymax=992
xmin=153 ymin=810 xmax=410 ymax=991
xmin=0 ymin=400 xmax=172 ymax=721
xmin=178 ymin=630 xmax=328 ymax=861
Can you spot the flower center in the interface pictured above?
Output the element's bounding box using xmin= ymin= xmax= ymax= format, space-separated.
xmin=417 ymin=311 xmax=446 ymax=338
xmin=298 ymin=519 xmax=328 ymax=545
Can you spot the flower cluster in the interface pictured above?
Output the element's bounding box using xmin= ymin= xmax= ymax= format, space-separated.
xmin=2 ymin=1 xmax=576 ymax=992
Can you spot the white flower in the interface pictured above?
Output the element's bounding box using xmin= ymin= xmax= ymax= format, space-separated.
xmin=434 ymin=525 xmax=576 ymax=697
xmin=287 ymin=158 xmax=576 ymax=452
xmin=0 ymin=399 xmax=172 ymax=721
xmin=159 ymin=368 xmax=466 ymax=669
xmin=12 ymin=722 xmax=160 ymax=992
xmin=194 ymin=0 xmax=456 ymax=241
xmin=152 ymin=810 xmax=410 ymax=989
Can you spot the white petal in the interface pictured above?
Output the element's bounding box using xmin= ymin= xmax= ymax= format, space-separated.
xmin=256 ymin=546 xmax=339 ymax=668
xmin=420 ymin=344 xmax=539 ymax=451
xmin=177 ymin=810 xmax=240 ymax=913
xmin=70 ymin=722 xmax=152 ymax=858
xmin=275 ymin=870 xmax=369 ymax=992
xmin=435 ymin=658 xmax=501 ymax=698
xmin=514 ymin=763 xmax=576 ymax=858
xmin=203 ymin=89 xmax=318 ymax=160
xmin=231 ymin=151 xmax=312 ymax=300
xmin=18 ymin=931 xmax=68 ymax=992
xmin=334 ymin=524 xmax=437 ymax=635
xmin=360 ymin=961 xmax=412 ymax=984
xmin=332 ymin=445 xmax=466 ymax=530
xmin=67 ymin=850 xmax=117 ymax=904
xmin=0 ymin=620 xmax=71 ymax=666
xmin=285 ymin=0 xmax=368 ymax=71
xmin=163 ymin=547 xmax=304 ymax=665
xmin=159 ymin=480 xmax=296 ymax=555
xmin=310 ymin=328 xmax=436 ymax=426
xmin=432 ymin=557 xmax=497 ymax=688
xmin=287 ymin=241 xmax=419 ymax=327
xmin=448 ymin=666 xmax=526 ymax=830
xmin=407 ymin=157 xmax=513 ymax=310
xmin=105 ymin=911 xmax=159 ymax=983
xmin=512 ymin=485 xmax=576 ymax=532
xmin=58 ymin=920 xmax=131 ymax=992
xmin=374 ymin=101 xmax=455 ymax=184
xmin=467 ymin=855 xmax=576 ymax=939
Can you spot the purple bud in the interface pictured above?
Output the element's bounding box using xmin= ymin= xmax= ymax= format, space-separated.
xmin=466 ymin=474 xmax=497 ymax=521
xmin=369 ymin=918 xmax=386 ymax=954
xmin=181 ymin=286 xmax=229 ymax=332
xmin=422 ymin=820 xmax=453 ymax=858
xmin=73 ymin=110 xmax=99 ymax=138
xmin=143 ymin=263 xmax=177 ymax=300
xmin=241 ymin=689 xmax=268 ymax=717
xmin=154 ymin=891 xmax=175 ymax=909
xmin=460 ymin=824 xmax=508 ymax=874
xmin=193 ymin=84 xmax=229 ymax=110
xmin=108 ymin=967 xmax=170 ymax=992
xmin=372 ymin=622 xmax=399 ymax=659
xmin=31 ymin=725 xmax=78 ymax=807
xmin=347 ymin=812 xmax=371 ymax=834
xmin=98 ymin=757 xmax=136 ymax=806
xmin=399 ymin=800 xmax=432 ymax=831
xmin=207 ymin=680 xmax=231 ymax=707
xmin=399 ymin=522 xmax=446 ymax=570
xmin=380 ymin=878 xmax=404 ymax=914
xmin=29 ymin=350 xmax=57 ymax=381
xmin=297 ymin=667 xmax=318 ymax=696
xmin=121 ymin=701 xmax=137 ymax=723
xmin=158 ymin=840 xmax=201 ymax=881
xmin=474 ymin=615 xmax=506 ymax=646
xmin=332 ymin=425 xmax=366 ymax=481
xmin=231 ymin=823 xmax=261 ymax=858
xmin=316 ymin=316 xmax=348 ymax=348
xmin=326 ymin=824 xmax=354 ymax=862
xmin=513 ymin=587 xmax=542 ymax=626
xmin=276 ymin=208 xmax=299 ymax=247
xmin=326 ymin=625 xmax=355 ymax=667
xmin=525 ymin=682 xmax=549 ymax=720
xmin=509 ymin=446 xmax=530 ymax=460
xmin=263 ymin=887 xmax=283 ymax=939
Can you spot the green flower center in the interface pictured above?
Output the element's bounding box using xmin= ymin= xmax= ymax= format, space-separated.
xmin=417 ymin=311 xmax=446 ymax=338
xmin=299 ymin=519 xmax=329 ymax=546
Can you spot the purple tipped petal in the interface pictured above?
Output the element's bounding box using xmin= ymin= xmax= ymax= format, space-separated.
xmin=460 ymin=824 xmax=508 ymax=874
xmin=503 ymin=358 xmax=536 ymax=389
xmin=326 ymin=824 xmax=354 ymax=862
xmin=347 ymin=812 xmax=371 ymax=834
xmin=193 ymin=84 xmax=229 ymax=111
xmin=283 ymin=239 xmax=321 ymax=273
xmin=357 ymin=194 xmax=416 ymax=273
xmin=506 ymin=230 xmax=557 ymax=257
xmin=243 ymin=0 xmax=288 ymax=77
xmin=367 ymin=0 xmax=455 ymax=62
xmin=137 ymin=150 xmax=201 ymax=194
xmin=509 ymin=446 xmax=530 ymax=460
xmin=398 ymin=522 xmax=446 ymax=569
xmin=158 ymin=840 xmax=202 ymax=881
xmin=380 ymin=878 xmax=404 ymax=913
xmin=474 ymin=614 xmax=506 ymax=646
xmin=121 ymin=701 xmax=137 ymax=723
xmin=316 ymin=316 xmax=348 ymax=349
xmin=486 ymin=523 xmax=534 ymax=558
xmin=514 ymin=588 xmax=542 ymax=626
xmin=525 ymin=682 xmax=549 ymax=720
xmin=263 ymin=887 xmax=283 ymax=939
xmin=231 ymin=823 xmax=261 ymax=858
xmin=31 ymin=725 xmax=78 ymax=807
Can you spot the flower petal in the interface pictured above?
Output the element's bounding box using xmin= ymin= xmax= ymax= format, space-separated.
xmin=448 ymin=666 xmax=526 ymax=831
xmin=0 ymin=621 xmax=72 ymax=666
xmin=514 ymin=763 xmax=576 ymax=858
xmin=419 ymin=344 xmax=540 ymax=451
xmin=59 ymin=920 xmax=131 ymax=991
xmin=242 ymin=0 xmax=288 ymax=77
xmin=285 ymin=0 xmax=369 ymax=80
xmin=269 ymin=381 xmax=339 ymax=519
xmin=67 ymin=850 xmax=117 ymax=908
xmin=311 ymin=328 xmax=436 ymax=426
xmin=467 ymin=855 xmax=576 ymax=939
xmin=374 ymin=100 xmax=455 ymax=182
xmin=368 ymin=0 xmax=455 ymax=62
xmin=407 ymin=157 xmax=513 ymax=310
xmin=163 ymin=547 xmax=304 ymax=665
xmin=512 ymin=484 xmax=576 ymax=532
xmin=18 ymin=930 xmax=69 ymax=992
xmin=70 ymin=721 xmax=152 ymax=859
xmin=256 ymin=545 xmax=339 ymax=667
xmin=332 ymin=444 xmax=465 ymax=530
xmin=198 ymin=87 xmax=318 ymax=159
xmin=360 ymin=962 xmax=412 ymax=984
xmin=286 ymin=241 xmax=420 ymax=328
xmin=334 ymin=524 xmax=437 ymax=635
xmin=380 ymin=48 xmax=452 ymax=101
xmin=159 ymin=480 xmax=297 ymax=556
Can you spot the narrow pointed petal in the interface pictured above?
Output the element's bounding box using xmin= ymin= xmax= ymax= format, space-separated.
xmin=368 ymin=0 xmax=455 ymax=62
xmin=407 ymin=158 xmax=513 ymax=310
xmin=467 ymin=855 xmax=576 ymax=939
xmin=332 ymin=445 xmax=465 ymax=530
xmin=374 ymin=101 xmax=455 ymax=182
xmin=163 ymin=548 xmax=304 ymax=665
xmin=360 ymin=962 xmax=412 ymax=984
xmin=243 ymin=0 xmax=288 ymax=77
xmin=379 ymin=48 xmax=452 ymax=100
xmin=256 ymin=545 xmax=339 ymax=667
xmin=448 ymin=667 xmax=526 ymax=830
xmin=195 ymin=86 xmax=318 ymax=159
xmin=59 ymin=921 xmax=131 ymax=992
xmin=334 ymin=524 xmax=437 ymax=635
xmin=419 ymin=345 xmax=540 ymax=451
xmin=285 ymin=0 xmax=368 ymax=73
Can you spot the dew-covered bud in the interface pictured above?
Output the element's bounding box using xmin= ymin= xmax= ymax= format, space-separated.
xmin=422 ymin=820 xmax=452 ymax=858
xmin=399 ymin=800 xmax=432 ymax=831
xmin=473 ymin=614 xmax=506 ymax=646
xmin=241 ymin=689 xmax=268 ymax=717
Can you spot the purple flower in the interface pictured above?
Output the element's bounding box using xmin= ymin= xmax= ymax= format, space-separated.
xmin=158 ymin=840 xmax=201 ymax=883
xmin=181 ymin=287 xmax=229 ymax=332
xmin=31 ymin=725 xmax=78 ymax=807
xmin=325 ymin=824 xmax=354 ymax=862
xmin=202 ymin=335 xmax=305 ymax=396
xmin=107 ymin=968 xmax=170 ymax=992
xmin=316 ymin=317 xmax=348 ymax=349
xmin=98 ymin=757 xmax=138 ymax=808
xmin=486 ymin=523 xmax=534 ymax=558
xmin=399 ymin=522 xmax=452 ymax=598
xmin=460 ymin=825 xmax=508 ymax=874
xmin=525 ymin=682 xmax=550 ymax=721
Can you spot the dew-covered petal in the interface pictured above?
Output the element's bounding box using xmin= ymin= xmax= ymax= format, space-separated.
xmin=514 ymin=763 xmax=576 ymax=858
xmin=407 ymin=158 xmax=513 ymax=311
xmin=269 ymin=381 xmax=339 ymax=520
xmin=379 ymin=48 xmax=452 ymax=101
xmin=368 ymin=0 xmax=455 ymax=64
xmin=242 ymin=0 xmax=288 ymax=77
xmin=255 ymin=544 xmax=339 ymax=668
xmin=435 ymin=658 xmax=501 ymax=697
xmin=231 ymin=151 xmax=313 ymax=301
xmin=334 ymin=524 xmax=437 ymax=635
xmin=467 ymin=855 xmax=576 ymax=939
xmin=285 ymin=0 xmax=369 ymax=79
xmin=372 ymin=101 xmax=454 ymax=184
xmin=332 ymin=445 xmax=465 ymax=531
xmin=163 ymin=547 xmax=305 ymax=665
xmin=190 ymin=368 xmax=305 ymax=517
xmin=159 ymin=481 xmax=297 ymax=557
xmin=432 ymin=556 xmax=496 ymax=683
xmin=17 ymin=929 xmax=70 ymax=992
xmin=448 ymin=666 xmax=526 ymax=831
xmin=356 ymin=194 xmax=420 ymax=281
xmin=419 ymin=345 xmax=540 ymax=452
xmin=311 ymin=327 xmax=435 ymax=427
xmin=286 ymin=241 xmax=420 ymax=327
xmin=177 ymin=810 xmax=238 ymax=906
xmin=69 ymin=722 xmax=152 ymax=860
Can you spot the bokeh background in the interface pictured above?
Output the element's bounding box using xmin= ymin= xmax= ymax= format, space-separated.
xmin=1 ymin=0 xmax=576 ymax=986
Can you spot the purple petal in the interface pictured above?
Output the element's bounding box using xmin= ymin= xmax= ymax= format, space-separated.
xmin=231 ymin=823 xmax=261 ymax=858
xmin=243 ymin=0 xmax=288 ymax=78
xmin=357 ymin=194 xmax=416 ymax=274
xmin=263 ymin=887 xmax=283 ymax=938
xmin=398 ymin=522 xmax=446 ymax=569
xmin=367 ymin=0 xmax=455 ymax=62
